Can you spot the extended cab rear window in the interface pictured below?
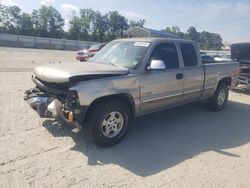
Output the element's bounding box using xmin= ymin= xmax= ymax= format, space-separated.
xmin=180 ymin=43 xmax=198 ymax=67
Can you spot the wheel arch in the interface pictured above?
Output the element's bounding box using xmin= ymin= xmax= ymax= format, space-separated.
xmin=83 ymin=93 xmax=135 ymax=122
xmin=218 ymin=77 xmax=232 ymax=88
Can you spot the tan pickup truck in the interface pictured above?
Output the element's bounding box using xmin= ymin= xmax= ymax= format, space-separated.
xmin=24 ymin=38 xmax=239 ymax=147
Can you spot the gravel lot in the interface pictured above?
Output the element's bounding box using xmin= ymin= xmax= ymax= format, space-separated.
xmin=0 ymin=47 xmax=250 ymax=188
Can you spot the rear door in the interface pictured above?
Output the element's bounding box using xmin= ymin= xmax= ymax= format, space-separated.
xmin=180 ymin=43 xmax=204 ymax=102
xmin=140 ymin=42 xmax=184 ymax=114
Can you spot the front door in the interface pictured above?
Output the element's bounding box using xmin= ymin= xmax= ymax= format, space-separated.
xmin=140 ymin=43 xmax=184 ymax=114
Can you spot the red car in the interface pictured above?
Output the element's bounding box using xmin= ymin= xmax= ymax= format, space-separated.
xmin=76 ymin=43 xmax=106 ymax=62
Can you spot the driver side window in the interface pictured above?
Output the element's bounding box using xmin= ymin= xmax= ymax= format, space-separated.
xmin=151 ymin=43 xmax=179 ymax=69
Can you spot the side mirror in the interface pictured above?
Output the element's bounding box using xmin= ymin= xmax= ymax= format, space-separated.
xmin=147 ymin=60 xmax=166 ymax=70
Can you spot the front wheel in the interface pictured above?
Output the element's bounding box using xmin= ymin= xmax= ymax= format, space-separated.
xmin=206 ymin=83 xmax=229 ymax=111
xmin=88 ymin=101 xmax=131 ymax=147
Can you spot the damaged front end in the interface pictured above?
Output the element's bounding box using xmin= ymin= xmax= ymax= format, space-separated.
xmin=24 ymin=77 xmax=83 ymax=131
xmin=24 ymin=62 xmax=130 ymax=131
xmin=24 ymin=87 xmax=54 ymax=118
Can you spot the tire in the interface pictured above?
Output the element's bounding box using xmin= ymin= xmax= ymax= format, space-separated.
xmin=206 ymin=83 xmax=229 ymax=111
xmin=88 ymin=100 xmax=131 ymax=147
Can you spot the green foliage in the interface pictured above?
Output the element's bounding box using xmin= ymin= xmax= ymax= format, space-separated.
xmin=0 ymin=3 xmax=224 ymax=49
xmin=68 ymin=16 xmax=88 ymax=40
xmin=19 ymin=13 xmax=34 ymax=35
xmin=0 ymin=4 xmax=21 ymax=34
xmin=129 ymin=19 xmax=145 ymax=28
xmin=162 ymin=26 xmax=224 ymax=50
xmin=92 ymin=12 xmax=109 ymax=42
xmin=162 ymin=26 xmax=186 ymax=39
xmin=107 ymin=11 xmax=128 ymax=40
xmin=67 ymin=9 xmax=129 ymax=42
xmin=200 ymin=31 xmax=224 ymax=50
xmin=187 ymin=26 xmax=200 ymax=42
xmin=31 ymin=6 xmax=65 ymax=38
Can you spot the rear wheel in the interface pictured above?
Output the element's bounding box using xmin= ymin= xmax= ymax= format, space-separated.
xmin=207 ymin=83 xmax=229 ymax=111
xmin=88 ymin=100 xmax=131 ymax=147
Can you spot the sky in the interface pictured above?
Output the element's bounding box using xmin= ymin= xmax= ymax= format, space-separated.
xmin=1 ymin=0 xmax=250 ymax=43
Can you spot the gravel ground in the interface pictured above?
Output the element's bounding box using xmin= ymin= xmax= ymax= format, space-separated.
xmin=0 ymin=47 xmax=250 ymax=188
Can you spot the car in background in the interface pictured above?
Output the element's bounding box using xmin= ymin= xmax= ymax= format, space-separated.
xmin=200 ymin=51 xmax=207 ymax=55
xmin=231 ymin=42 xmax=250 ymax=90
xmin=76 ymin=43 xmax=106 ymax=62
xmin=201 ymin=55 xmax=215 ymax=63
xmin=213 ymin=54 xmax=231 ymax=61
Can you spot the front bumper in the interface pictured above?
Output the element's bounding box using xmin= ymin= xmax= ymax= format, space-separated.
xmin=24 ymin=88 xmax=79 ymax=127
xmin=24 ymin=88 xmax=53 ymax=118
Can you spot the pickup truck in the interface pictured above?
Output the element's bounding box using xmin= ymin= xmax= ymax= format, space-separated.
xmin=24 ymin=38 xmax=239 ymax=147
xmin=231 ymin=42 xmax=250 ymax=90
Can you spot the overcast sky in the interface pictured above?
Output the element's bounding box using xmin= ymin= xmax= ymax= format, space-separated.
xmin=1 ymin=0 xmax=250 ymax=43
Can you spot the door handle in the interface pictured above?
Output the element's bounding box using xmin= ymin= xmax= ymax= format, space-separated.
xmin=176 ymin=73 xmax=183 ymax=80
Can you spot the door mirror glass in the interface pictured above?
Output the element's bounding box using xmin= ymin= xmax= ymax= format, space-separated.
xmin=147 ymin=60 xmax=166 ymax=70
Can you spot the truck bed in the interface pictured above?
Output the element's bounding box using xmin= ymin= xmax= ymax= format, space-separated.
xmin=202 ymin=61 xmax=239 ymax=98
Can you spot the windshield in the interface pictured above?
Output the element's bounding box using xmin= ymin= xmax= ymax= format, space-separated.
xmin=89 ymin=41 xmax=150 ymax=69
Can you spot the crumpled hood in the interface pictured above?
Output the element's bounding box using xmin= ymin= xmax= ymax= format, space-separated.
xmin=33 ymin=62 xmax=129 ymax=83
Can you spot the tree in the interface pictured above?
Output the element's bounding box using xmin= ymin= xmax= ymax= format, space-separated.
xmin=0 ymin=4 xmax=7 ymax=32
xmin=92 ymin=11 xmax=109 ymax=42
xmin=31 ymin=9 xmax=40 ymax=36
xmin=162 ymin=26 xmax=186 ymax=38
xmin=68 ymin=9 xmax=95 ymax=41
xmin=186 ymin=26 xmax=200 ymax=42
xmin=47 ymin=7 xmax=65 ymax=38
xmin=200 ymin=31 xmax=224 ymax=50
xmin=0 ymin=4 xmax=225 ymax=48
xmin=68 ymin=16 xmax=89 ymax=40
xmin=129 ymin=19 xmax=145 ymax=28
xmin=162 ymin=25 xmax=224 ymax=50
xmin=107 ymin=11 xmax=128 ymax=40
xmin=67 ymin=9 xmax=141 ymax=41
xmin=18 ymin=13 xmax=34 ymax=35
xmin=31 ymin=6 xmax=64 ymax=38
xmin=0 ymin=4 xmax=21 ymax=34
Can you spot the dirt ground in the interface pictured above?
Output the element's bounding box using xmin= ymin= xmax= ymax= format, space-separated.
xmin=0 ymin=47 xmax=250 ymax=188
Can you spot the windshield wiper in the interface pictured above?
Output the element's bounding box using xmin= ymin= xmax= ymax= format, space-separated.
xmin=95 ymin=59 xmax=129 ymax=69
xmin=101 ymin=59 xmax=119 ymax=67
xmin=108 ymin=62 xmax=118 ymax=67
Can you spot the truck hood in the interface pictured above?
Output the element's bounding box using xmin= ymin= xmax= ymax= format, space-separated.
xmin=33 ymin=62 xmax=129 ymax=83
